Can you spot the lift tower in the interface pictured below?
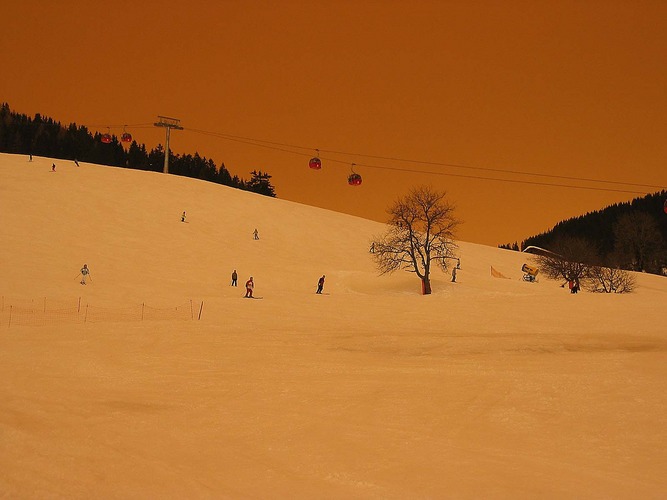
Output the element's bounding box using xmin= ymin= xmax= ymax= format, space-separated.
xmin=153 ymin=116 xmax=183 ymax=174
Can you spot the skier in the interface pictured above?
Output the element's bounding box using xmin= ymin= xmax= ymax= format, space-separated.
xmin=181 ymin=211 xmax=187 ymax=223
xmin=245 ymin=277 xmax=254 ymax=298
xmin=369 ymin=242 xmax=375 ymax=253
xmin=253 ymin=229 xmax=259 ymax=240
xmin=80 ymin=264 xmax=91 ymax=285
xmin=51 ymin=163 xmax=56 ymax=172
xmin=451 ymin=267 xmax=457 ymax=282
xmin=29 ymin=154 xmax=33 ymax=162
xmin=231 ymin=269 xmax=238 ymax=286
xmin=316 ymin=275 xmax=325 ymax=294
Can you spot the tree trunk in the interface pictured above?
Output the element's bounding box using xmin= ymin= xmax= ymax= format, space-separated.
xmin=421 ymin=277 xmax=432 ymax=295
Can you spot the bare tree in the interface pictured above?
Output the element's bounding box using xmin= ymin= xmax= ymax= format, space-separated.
xmin=532 ymin=236 xmax=599 ymax=290
xmin=586 ymin=266 xmax=636 ymax=293
xmin=613 ymin=212 xmax=665 ymax=273
xmin=371 ymin=186 xmax=460 ymax=294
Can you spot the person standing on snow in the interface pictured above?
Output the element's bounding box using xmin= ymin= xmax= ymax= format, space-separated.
xmin=253 ymin=229 xmax=259 ymax=240
xmin=451 ymin=267 xmax=457 ymax=282
xmin=231 ymin=270 xmax=238 ymax=286
xmin=181 ymin=211 xmax=187 ymax=223
xmin=245 ymin=277 xmax=254 ymax=298
xmin=80 ymin=264 xmax=91 ymax=285
xmin=316 ymin=275 xmax=325 ymax=294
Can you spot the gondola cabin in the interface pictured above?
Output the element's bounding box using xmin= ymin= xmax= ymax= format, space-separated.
xmin=121 ymin=133 xmax=133 ymax=143
xmin=348 ymin=173 xmax=362 ymax=186
xmin=309 ymin=157 xmax=321 ymax=170
xmin=101 ymin=133 xmax=112 ymax=144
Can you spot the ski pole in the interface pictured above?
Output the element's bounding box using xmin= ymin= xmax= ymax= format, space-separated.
xmin=74 ymin=273 xmax=81 ymax=280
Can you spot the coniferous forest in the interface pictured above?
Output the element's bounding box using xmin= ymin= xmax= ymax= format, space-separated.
xmin=500 ymin=191 xmax=667 ymax=275
xmin=0 ymin=103 xmax=276 ymax=197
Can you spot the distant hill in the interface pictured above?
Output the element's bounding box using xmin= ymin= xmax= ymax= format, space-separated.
xmin=0 ymin=103 xmax=276 ymax=197
xmin=500 ymin=191 xmax=667 ymax=275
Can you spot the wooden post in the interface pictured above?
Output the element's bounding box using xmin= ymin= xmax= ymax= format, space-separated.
xmin=198 ymin=301 xmax=203 ymax=320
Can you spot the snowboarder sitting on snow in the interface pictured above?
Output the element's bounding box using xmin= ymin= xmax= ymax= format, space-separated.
xmin=316 ymin=275 xmax=325 ymax=294
xmin=80 ymin=264 xmax=90 ymax=285
xmin=245 ymin=277 xmax=254 ymax=298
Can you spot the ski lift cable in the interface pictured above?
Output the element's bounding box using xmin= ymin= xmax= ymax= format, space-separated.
xmin=353 ymin=162 xmax=650 ymax=195
xmin=186 ymin=129 xmax=664 ymax=194
xmin=184 ymin=127 xmax=664 ymax=191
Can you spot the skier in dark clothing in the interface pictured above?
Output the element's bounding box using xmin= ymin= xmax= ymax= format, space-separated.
xmin=231 ymin=270 xmax=238 ymax=286
xmin=316 ymin=275 xmax=325 ymax=294
xmin=80 ymin=264 xmax=91 ymax=285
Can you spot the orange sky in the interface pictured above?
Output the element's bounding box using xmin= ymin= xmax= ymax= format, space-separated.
xmin=3 ymin=0 xmax=666 ymax=245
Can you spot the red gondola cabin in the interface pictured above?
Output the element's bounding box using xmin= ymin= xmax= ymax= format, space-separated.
xmin=348 ymin=173 xmax=362 ymax=186
xmin=309 ymin=157 xmax=321 ymax=170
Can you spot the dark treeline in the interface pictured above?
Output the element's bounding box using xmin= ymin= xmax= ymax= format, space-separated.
xmin=499 ymin=191 xmax=667 ymax=275
xmin=0 ymin=103 xmax=276 ymax=197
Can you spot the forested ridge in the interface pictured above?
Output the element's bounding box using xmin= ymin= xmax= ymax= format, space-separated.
xmin=500 ymin=191 xmax=667 ymax=275
xmin=0 ymin=103 xmax=276 ymax=197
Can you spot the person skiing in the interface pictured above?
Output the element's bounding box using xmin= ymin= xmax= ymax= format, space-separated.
xmin=231 ymin=269 xmax=238 ymax=286
xmin=253 ymin=229 xmax=259 ymax=240
xmin=245 ymin=277 xmax=254 ymax=298
xmin=316 ymin=275 xmax=325 ymax=294
xmin=51 ymin=163 xmax=56 ymax=172
xmin=451 ymin=267 xmax=457 ymax=283
xmin=181 ymin=211 xmax=187 ymax=222
xmin=80 ymin=264 xmax=91 ymax=285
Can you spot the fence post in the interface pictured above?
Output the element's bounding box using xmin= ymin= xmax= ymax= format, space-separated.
xmin=78 ymin=297 xmax=81 ymax=313
xmin=190 ymin=299 xmax=193 ymax=320
xmin=8 ymin=305 xmax=12 ymax=329
xmin=44 ymin=297 xmax=46 ymax=313
xmin=198 ymin=301 xmax=203 ymax=320
xmin=84 ymin=304 xmax=88 ymax=323
xmin=141 ymin=303 xmax=145 ymax=321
